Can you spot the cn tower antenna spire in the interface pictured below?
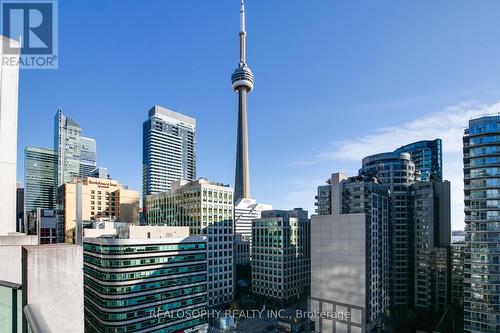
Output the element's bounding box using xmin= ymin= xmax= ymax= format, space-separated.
xmin=239 ymin=0 xmax=247 ymax=66
xmin=232 ymin=0 xmax=254 ymax=202
xmin=240 ymin=0 xmax=245 ymax=32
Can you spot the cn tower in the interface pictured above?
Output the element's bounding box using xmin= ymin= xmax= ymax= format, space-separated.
xmin=232 ymin=0 xmax=254 ymax=202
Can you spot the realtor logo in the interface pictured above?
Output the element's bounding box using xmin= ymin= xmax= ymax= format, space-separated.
xmin=1 ymin=0 xmax=58 ymax=69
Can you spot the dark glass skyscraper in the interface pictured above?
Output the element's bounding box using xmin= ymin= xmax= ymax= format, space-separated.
xmin=24 ymin=146 xmax=56 ymax=213
xmin=410 ymin=181 xmax=451 ymax=314
xmin=395 ymin=139 xmax=442 ymax=182
xmin=463 ymin=116 xmax=500 ymax=333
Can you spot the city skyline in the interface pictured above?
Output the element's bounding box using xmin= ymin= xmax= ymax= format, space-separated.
xmin=15 ymin=1 xmax=500 ymax=229
xmin=2 ymin=1 xmax=500 ymax=332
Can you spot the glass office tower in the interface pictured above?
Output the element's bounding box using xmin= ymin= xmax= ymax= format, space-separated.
xmin=54 ymin=108 xmax=82 ymax=186
xmin=463 ymin=116 xmax=500 ymax=333
xmin=24 ymin=146 xmax=56 ymax=213
xmin=252 ymin=209 xmax=310 ymax=304
xmin=79 ymin=136 xmax=97 ymax=178
xmin=395 ymin=139 xmax=443 ymax=182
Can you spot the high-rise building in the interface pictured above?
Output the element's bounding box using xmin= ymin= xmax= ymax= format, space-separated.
xmin=451 ymin=240 xmax=465 ymax=307
xmin=410 ymin=181 xmax=451 ymax=314
xmin=315 ymin=183 xmax=332 ymax=215
xmin=0 ymin=36 xmax=20 ymax=235
xmin=79 ymin=136 xmax=97 ymax=178
xmin=145 ymin=178 xmax=234 ymax=307
xmin=142 ymin=105 xmax=196 ymax=198
xmin=310 ymin=173 xmax=390 ymax=332
xmin=83 ymin=225 xmax=208 ymax=333
xmin=360 ymin=152 xmax=416 ymax=308
xmin=24 ymin=147 xmax=57 ymax=214
xmin=252 ymin=208 xmax=310 ymax=304
xmin=57 ymin=177 xmax=140 ymax=243
xmin=234 ymin=198 xmax=272 ymax=254
xmin=395 ymin=139 xmax=443 ymax=182
xmin=232 ymin=0 xmax=254 ymax=202
xmin=54 ymin=108 xmax=82 ymax=186
xmin=463 ymin=116 xmax=500 ymax=333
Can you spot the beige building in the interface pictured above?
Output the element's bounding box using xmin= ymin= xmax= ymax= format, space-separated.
xmin=57 ymin=177 xmax=139 ymax=243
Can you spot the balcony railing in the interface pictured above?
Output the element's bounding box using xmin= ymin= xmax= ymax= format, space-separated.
xmin=24 ymin=304 xmax=51 ymax=333
xmin=0 ymin=280 xmax=22 ymax=333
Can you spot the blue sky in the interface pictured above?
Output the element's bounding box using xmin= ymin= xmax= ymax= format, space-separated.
xmin=16 ymin=0 xmax=500 ymax=230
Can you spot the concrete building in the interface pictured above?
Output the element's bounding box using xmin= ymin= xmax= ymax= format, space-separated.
xmin=79 ymin=136 xmax=97 ymax=178
xmin=360 ymin=152 xmax=416 ymax=308
xmin=142 ymin=105 xmax=196 ymax=197
xmin=22 ymin=244 xmax=84 ymax=333
xmin=146 ymin=178 xmax=234 ymax=307
xmin=0 ymin=234 xmax=38 ymax=285
xmin=252 ymin=208 xmax=310 ymax=305
xmin=395 ymin=139 xmax=443 ymax=182
xmin=24 ymin=147 xmax=56 ymax=214
xmin=83 ymin=220 xmax=129 ymax=238
xmin=410 ymin=181 xmax=451 ymax=314
xmin=0 ymin=36 xmax=20 ymax=235
xmin=54 ymin=108 xmax=82 ymax=186
xmin=232 ymin=0 xmax=254 ymax=202
xmin=310 ymin=173 xmax=390 ymax=333
xmin=83 ymin=226 xmax=208 ymax=333
xmin=57 ymin=177 xmax=140 ymax=243
xmin=234 ymin=198 xmax=272 ymax=253
xmin=463 ymin=116 xmax=500 ymax=333
xmin=451 ymin=240 xmax=465 ymax=307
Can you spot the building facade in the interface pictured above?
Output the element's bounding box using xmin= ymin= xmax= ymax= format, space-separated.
xmin=410 ymin=181 xmax=451 ymax=314
xmin=36 ymin=208 xmax=58 ymax=244
xmin=451 ymin=240 xmax=465 ymax=307
xmin=395 ymin=139 xmax=443 ymax=182
xmin=252 ymin=209 xmax=310 ymax=304
xmin=315 ymin=183 xmax=332 ymax=215
xmin=83 ymin=226 xmax=208 ymax=333
xmin=0 ymin=36 xmax=20 ymax=235
xmin=310 ymin=173 xmax=390 ymax=333
xmin=360 ymin=152 xmax=416 ymax=308
xmin=54 ymin=108 xmax=82 ymax=186
xmin=234 ymin=234 xmax=250 ymax=265
xmin=234 ymin=198 xmax=272 ymax=241
xmin=57 ymin=177 xmax=140 ymax=243
xmin=79 ymin=136 xmax=97 ymax=178
xmin=463 ymin=116 xmax=500 ymax=332
xmin=24 ymin=147 xmax=56 ymax=214
xmin=89 ymin=167 xmax=110 ymax=179
xmin=142 ymin=105 xmax=196 ymax=197
xmin=145 ymin=178 xmax=234 ymax=307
